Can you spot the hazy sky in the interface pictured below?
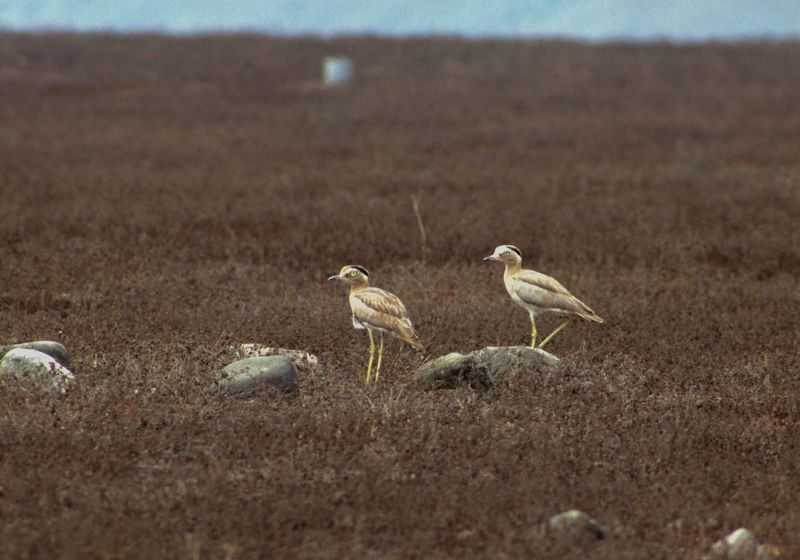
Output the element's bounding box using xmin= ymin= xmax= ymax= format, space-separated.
xmin=1 ymin=1 xmax=799 ymax=40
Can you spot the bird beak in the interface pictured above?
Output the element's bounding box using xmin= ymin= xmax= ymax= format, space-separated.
xmin=482 ymin=255 xmax=496 ymax=262
xmin=327 ymin=274 xmax=339 ymax=282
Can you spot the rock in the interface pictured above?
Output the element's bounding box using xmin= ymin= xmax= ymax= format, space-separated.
xmin=231 ymin=344 xmax=320 ymax=375
xmin=0 ymin=340 xmax=69 ymax=366
xmin=547 ymin=510 xmax=605 ymax=543
xmin=413 ymin=352 xmax=476 ymax=390
xmin=214 ymin=356 xmax=296 ymax=396
xmin=414 ymin=345 xmax=561 ymax=391
xmin=705 ymin=528 xmax=774 ymax=560
xmin=473 ymin=345 xmax=562 ymax=377
xmin=0 ymin=348 xmax=75 ymax=393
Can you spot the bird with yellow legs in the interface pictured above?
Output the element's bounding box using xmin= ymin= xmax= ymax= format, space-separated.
xmin=483 ymin=245 xmax=604 ymax=348
xmin=328 ymin=265 xmax=424 ymax=383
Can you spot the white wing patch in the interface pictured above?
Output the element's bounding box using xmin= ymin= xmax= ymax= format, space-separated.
xmin=352 ymin=315 xmax=366 ymax=329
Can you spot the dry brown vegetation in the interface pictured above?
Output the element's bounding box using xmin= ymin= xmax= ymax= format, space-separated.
xmin=1 ymin=32 xmax=799 ymax=558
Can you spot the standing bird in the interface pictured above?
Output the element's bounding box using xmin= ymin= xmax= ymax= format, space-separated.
xmin=483 ymin=245 xmax=604 ymax=348
xmin=328 ymin=265 xmax=424 ymax=384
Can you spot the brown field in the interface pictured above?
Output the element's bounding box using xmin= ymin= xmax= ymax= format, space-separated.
xmin=1 ymin=32 xmax=799 ymax=559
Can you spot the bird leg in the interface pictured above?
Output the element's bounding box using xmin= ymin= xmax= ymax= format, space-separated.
xmin=365 ymin=329 xmax=375 ymax=384
xmin=375 ymin=333 xmax=384 ymax=382
xmin=538 ymin=319 xmax=572 ymax=350
xmin=530 ymin=314 xmax=537 ymax=347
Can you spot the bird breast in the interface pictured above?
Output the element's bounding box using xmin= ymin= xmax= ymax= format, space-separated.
xmin=503 ymin=273 xmax=524 ymax=299
xmin=504 ymin=272 xmax=541 ymax=313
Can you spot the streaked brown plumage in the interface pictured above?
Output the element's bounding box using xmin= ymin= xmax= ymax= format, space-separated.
xmin=349 ymin=287 xmax=424 ymax=351
xmin=328 ymin=265 xmax=423 ymax=383
xmin=484 ymin=244 xmax=604 ymax=348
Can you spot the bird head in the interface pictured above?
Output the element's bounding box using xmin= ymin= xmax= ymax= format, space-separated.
xmin=328 ymin=265 xmax=370 ymax=286
xmin=483 ymin=244 xmax=522 ymax=265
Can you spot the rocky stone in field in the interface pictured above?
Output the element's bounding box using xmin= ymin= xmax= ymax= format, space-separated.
xmin=0 ymin=340 xmax=69 ymax=366
xmin=547 ymin=510 xmax=605 ymax=543
xmin=231 ymin=343 xmax=320 ymax=375
xmin=414 ymin=345 xmax=561 ymax=391
xmin=0 ymin=348 xmax=75 ymax=393
xmin=214 ymin=356 xmax=297 ymax=396
xmin=414 ymin=352 xmax=474 ymax=389
xmin=705 ymin=528 xmax=774 ymax=560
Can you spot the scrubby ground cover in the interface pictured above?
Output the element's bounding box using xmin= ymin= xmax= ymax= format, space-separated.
xmin=0 ymin=33 xmax=799 ymax=558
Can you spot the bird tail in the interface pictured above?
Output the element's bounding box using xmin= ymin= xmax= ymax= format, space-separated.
xmin=395 ymin=319 xmax=426 ymax=353
xmin=578 ymin=307 xmax=605 ymax=323
xmin=402 ymin=330 xmax=426 ymax=353
xmin=572 ymin=297 xmax=605 ymax=323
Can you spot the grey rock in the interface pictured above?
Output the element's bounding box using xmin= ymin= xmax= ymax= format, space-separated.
xmin=547 ymin=510 xmax=605 ymax=543
xmin=0 ymin=348 xmax=75 ymax=393
xmin=232 ymin=343 xmax=320 ymax=375
xmin=0 ymin=340 xmax=69 ymax=366
xmin=474 ymin=345 xmax=562 ymax=377
xmin=706 ymin=528 xmax=774 ymax=560
xmin=214 ymin=356 xmax=296 ymax=396
xmin=413 ymin=352 xmax=476 ymax=390
xmin=414 ymin=345 xmax=561 ymax=391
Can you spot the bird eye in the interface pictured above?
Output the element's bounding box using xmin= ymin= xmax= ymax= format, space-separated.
xmin=503 ymin=250 xmax=511 ymax=256
xmin=349 ymin=270 xmax=358 ymax=276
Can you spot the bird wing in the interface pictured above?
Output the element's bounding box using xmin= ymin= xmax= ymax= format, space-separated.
xmin=512 ymin=269 xmax=604 ymax=322
xmin=350 ymin=288 xmax=424 ymax=348
xmin=514 ymin=269 xmax=572 ymax=296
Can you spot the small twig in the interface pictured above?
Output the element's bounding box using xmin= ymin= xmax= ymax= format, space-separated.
xmin=410 ymin=193 xmax=428 ymax=263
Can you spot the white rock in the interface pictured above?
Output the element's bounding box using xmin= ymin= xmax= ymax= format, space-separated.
xmin=547 ymin=510 xmax=605 ymax=543
xmin=0 ymin=340 xmax=69 ymax=366
xmin=0 ymin=348 xmax=75 ymax=393
xmin=706 ymin=528 xmax=774 ymax=560
xmin=322 ymin=56 xmax=354 ymax=86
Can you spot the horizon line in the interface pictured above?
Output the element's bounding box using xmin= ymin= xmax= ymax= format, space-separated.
xmin=1 ymin=26 xmax=799 ymax=46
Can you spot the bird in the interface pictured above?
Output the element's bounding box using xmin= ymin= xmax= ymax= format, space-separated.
xmin=328 ymin=265 xmax=424 ymax=383
xmin=483 ymin=245 xmax=604 ymax=349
